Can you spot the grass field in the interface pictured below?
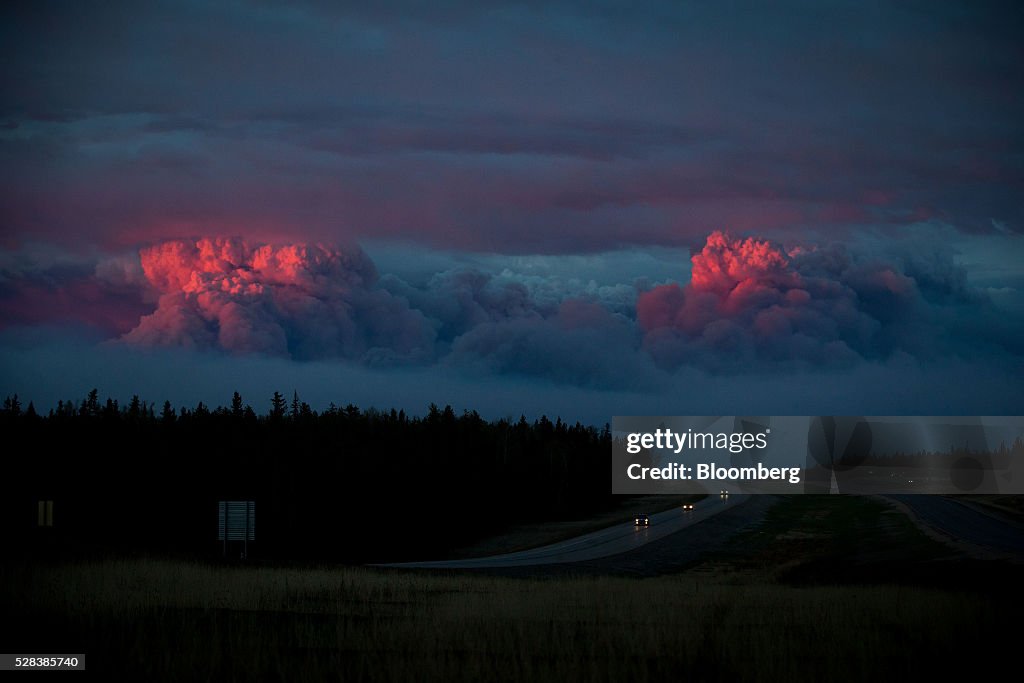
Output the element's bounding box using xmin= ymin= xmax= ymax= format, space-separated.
xmin=1 ymin=554 xmax=1017 ymax=682
xmin=2 ymin=496 xmax=1019 ymax=681
xmin=696 ymin=494 xmax=951 ymax=582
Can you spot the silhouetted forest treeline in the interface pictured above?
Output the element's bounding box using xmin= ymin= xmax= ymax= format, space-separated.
xmin=840 ymin=440 xmax=1024 ymax=468
xmin=1 ymin=391 xmax=613 ymax=562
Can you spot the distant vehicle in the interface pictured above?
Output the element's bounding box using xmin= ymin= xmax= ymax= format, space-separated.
xmin=720 ymin=489 xmax=729 ymax=497
xmin=634 ymin=513 xmax=650 ymax=527
xmin=682 ymin=503 xmax=695 ymax=511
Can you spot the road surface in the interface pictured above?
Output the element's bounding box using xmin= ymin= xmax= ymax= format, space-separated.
xmin=886 ymin=495 xmax=1024 ymax=556
xmin=382 ymin=493 xmax=750 ymax=569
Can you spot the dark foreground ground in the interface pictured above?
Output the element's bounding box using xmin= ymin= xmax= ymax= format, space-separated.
xmin=1 ymin=495 xmax=1021 ymax=682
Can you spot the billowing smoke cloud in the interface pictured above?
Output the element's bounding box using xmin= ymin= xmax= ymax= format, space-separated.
xmin=381 ymin=268 xmax=541 ymax=345
xmin=121 ymin=238 xmax=434 ymax=363
xmin=113 ymin=237 xmax=662 ymax=387
xmin=442 ymin=298 xmax=653 ymax=389
xmin=378 ymin=266 xmax=654 ymax=388
xmin=637 ymin=230 xmax=1014 ymax=369
xmin=4 ymin=232 xmax=1020 ymax=389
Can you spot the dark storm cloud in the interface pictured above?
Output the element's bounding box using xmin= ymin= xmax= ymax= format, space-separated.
xmin=0 ymin=247 xmax=152 ymax=334
xmin=1 ymin=1 xmax=1022 ymax=252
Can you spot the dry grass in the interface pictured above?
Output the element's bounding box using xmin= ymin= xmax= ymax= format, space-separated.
xmin=955 ymin=494 xmax=1024 ymax=519
xmin=1 ymin=557 xmax=1013 ymax=682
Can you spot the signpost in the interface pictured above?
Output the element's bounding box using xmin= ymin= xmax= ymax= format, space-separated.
xmin=217 ymin=501 xmax=255 ymax=558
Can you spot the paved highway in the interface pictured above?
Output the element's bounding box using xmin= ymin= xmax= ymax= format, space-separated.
xmin=887 ymin=495 xmax=1024 ymax=555
xmin=382 ymin=493 xmax=749 ymax=569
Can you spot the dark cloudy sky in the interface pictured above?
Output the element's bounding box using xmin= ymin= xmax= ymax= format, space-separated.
xmin=1 ymin=1 xmax=1022 ymax=422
